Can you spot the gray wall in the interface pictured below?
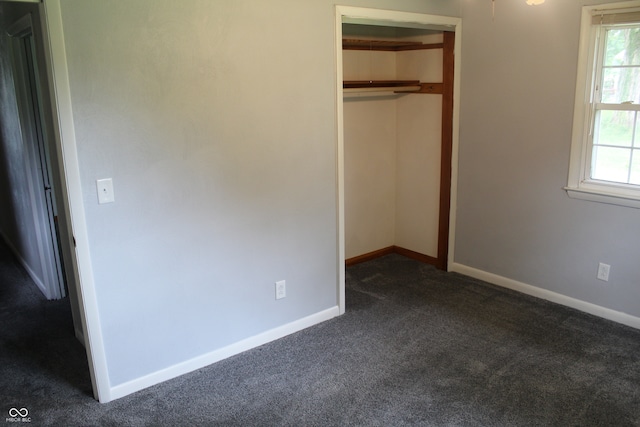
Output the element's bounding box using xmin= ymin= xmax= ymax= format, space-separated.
xmin=0 ymin=2 xmax=47 ymax=291
xmin=56 ymin=0 xmax=462 ymax=388
xmin=456 ymin=0 xmax=640 ymax=317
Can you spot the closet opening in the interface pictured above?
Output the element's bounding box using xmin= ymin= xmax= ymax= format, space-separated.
xmin=335 ymin=7 xmax=461 ymax=314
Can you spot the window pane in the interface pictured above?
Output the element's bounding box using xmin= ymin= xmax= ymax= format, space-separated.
xmin=595 ymin=110 xmax=634 ymax=147
xmin=605 ymin=28 xmax=640 ymax=66
xmin=630 ymin=150 xmax=640 ymax=184
xmin=601 ymin=67 xmax=640 ymax=103
xmin=591 ymin=146 xmax=631 ymax=182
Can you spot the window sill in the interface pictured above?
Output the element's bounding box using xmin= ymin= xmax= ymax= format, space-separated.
xmin=564 ymin=186 xmax=640 ymax=209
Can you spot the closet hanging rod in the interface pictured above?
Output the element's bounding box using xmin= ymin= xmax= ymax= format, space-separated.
xmin=343 ymin=80 xmax=421 ymax=89
xmin=343 ymin=88 xmax=422 ymax=99
xmin=343 ymin=86 xmax=421 ymax=92
xmin=343 ymin=81 xmax=421 ymax=96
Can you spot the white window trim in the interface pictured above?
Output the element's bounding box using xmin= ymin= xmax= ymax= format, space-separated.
xmin=566 ymin=0 xmax=640 ymax=208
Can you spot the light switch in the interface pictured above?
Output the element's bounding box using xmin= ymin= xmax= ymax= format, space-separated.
xmin=96 ymin=178 xmax=115 ymax=204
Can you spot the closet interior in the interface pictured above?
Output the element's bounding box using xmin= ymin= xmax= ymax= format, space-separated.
xmin=343 ymin=23 xmax=454 ymax=270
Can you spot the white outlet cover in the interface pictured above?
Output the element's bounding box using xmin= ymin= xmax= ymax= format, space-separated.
xmin=275 ymin=280 xmax=286 ymax=300
xmin=597 ymin=262 xmax=610 ymax=282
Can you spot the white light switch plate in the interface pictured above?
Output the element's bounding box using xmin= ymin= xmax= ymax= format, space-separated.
xmin=96 ymin=178 xmax=115 ymax=204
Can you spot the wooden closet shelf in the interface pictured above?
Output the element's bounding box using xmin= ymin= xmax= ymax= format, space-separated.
xmin=344 ymin=80 xmax=420 ymax=89
xmin=343 ymin=39 xmax=444 ymax=51
xmin=343 ymin=81 xmax=443 ymax=94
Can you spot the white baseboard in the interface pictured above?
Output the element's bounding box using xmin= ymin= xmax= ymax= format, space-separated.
xmin=0 ymin=231 xmax=51 ymax=299
xmin=108 ymin=305 xmax=341 ymax=402
xmin=450 ymin=262 xmax=640 ymax=330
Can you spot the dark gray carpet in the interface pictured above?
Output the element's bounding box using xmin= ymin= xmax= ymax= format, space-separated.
xmin=1 ymin=240 xmax=640 ymax=426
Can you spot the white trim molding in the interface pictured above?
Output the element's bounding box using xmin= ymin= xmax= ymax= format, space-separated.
xmin=451 ymin=262 xmax=640 ymax=330
xmin=41 ymin=0 xmax=111 ymax=402
xmin=565 ymin=186 xmax=640 ymax=209
xmin=110 ymin=306 xmax=340 ymax=402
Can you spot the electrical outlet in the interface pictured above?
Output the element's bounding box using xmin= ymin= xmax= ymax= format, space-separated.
xmin=275 ymin=280 xmax=286 ymax=300
xmin=597 ymin=262 xmax=610 ymax=282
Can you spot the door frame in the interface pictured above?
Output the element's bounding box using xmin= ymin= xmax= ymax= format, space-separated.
xmin=34 ymin=0 xmax=110 ymax=402
xmin=335 ymin=6 xmax=462 ymax=314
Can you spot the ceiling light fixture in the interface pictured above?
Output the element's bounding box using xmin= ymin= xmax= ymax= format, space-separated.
xmin=492 ymin=0 xmax=545 ymax=20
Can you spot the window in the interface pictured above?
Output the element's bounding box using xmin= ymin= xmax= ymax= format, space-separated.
xmin=567 ymin=2 xmax=640 ymax=208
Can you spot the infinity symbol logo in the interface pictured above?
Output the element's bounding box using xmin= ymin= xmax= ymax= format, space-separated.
xmin=8 ymin=408 xmax=28 ymax=417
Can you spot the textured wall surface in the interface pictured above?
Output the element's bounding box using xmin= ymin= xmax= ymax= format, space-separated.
xmin=344 ymin=96 xmax=398 ymax=258
xmin=343 ymin=49 xmax=397 ymax=258
xmin=456 ymin=0 xmax=640 ymax=317
xmin=395 ymin=38 xmax=443 ymax=257
xmin=60 ymin=0 xmax=338 ymax=386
